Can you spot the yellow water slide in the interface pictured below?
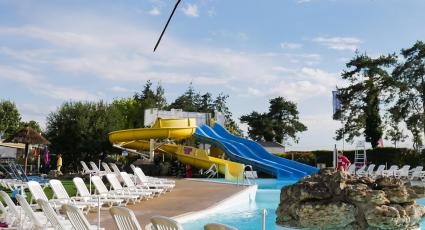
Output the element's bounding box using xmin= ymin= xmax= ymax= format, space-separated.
xmin=108 ymin=118 xmax=244 ymax=180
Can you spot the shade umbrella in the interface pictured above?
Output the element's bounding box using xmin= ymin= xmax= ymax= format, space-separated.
xmin=5 ymin=127 xmax=50 ymax=174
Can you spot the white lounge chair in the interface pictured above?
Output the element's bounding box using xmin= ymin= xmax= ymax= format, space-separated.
xmin=16 ymin=194 xmax=52 ymax=230
xmin=394 ymin=165 xmax=410 ymax=179
xmin=151 ymin=216 xmax=184 ymax=230
xmin=133 ymin=168 xmax=174 ymax=192
xmin=91 ymin=176 xmax=138 ymax=205
xmin=130 ymin=164 xmax=175 ymax=185
xmin=80 ymin=161 xmax=95 ymax=175
xmin=110 ymin=207 xmax=143 ymax=230
xmin=102 ymin=162 xmax=114 ymax=174
xmin=63 ymin=204 xmax=104 ymax=230
xmin=27 ymin=181 xmax=64 ymax=210
xmin=90 ymin=161 xmax=107 ymax=177
xmin=382 ymin=165 xmax=399 ymax=177
xmin=372 ymin=165 xmax=386 ymax=178
xmin=0 ymin=190 xmax=23 ymax=226
xmin=365 ymin=164 xmax=376 ymax=176
xmin=346 ymin=164 xmax=356 ymax=175
xmin=36 ymin=199 xmax=73 ymax=230
xmin=49 ymin=179 xmax=99 ymax=213
xmin=120 ymin=172 xmax=164 ymax=196
xmin=73 ymin=177 xmax=124 ymax=208
xmin=105 ymin=174 xmax=152 ymax=201
xmin=204 ymin=223 xmax=238 ymax=230
xmin=355 ymin=165 xmax=366 ymax=176
xmin=409 ymin=166 xmax=425 ymax=181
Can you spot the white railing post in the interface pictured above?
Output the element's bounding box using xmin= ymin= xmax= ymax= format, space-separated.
xmin=262 ymin=208 xmax=267 ymax=230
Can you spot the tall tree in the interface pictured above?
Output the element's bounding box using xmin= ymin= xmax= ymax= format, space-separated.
xmin=212 ymin=93 xmax=242 ymax=136
xmin=240 ymin=97 xmax=307 ymax=145
xmin=45 ymin=101 xmax=125 ymax=170
xmin=168 ymin=83 xmax=200 ymax=112
xmin=0 ymin=100 xmax=21 ymax=140
xmin=391 ymin=41 xmax=425 ymax=149
xmin=334 ymin=53 xmax=397 ymax=148
xmin=133 ymin=81 xmax=168 ymax=127
xmin=20 ymin=120 xmax=42 ymax=133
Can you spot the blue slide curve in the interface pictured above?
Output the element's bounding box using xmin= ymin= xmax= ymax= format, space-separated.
xmin=194 ymin=124 xmax=318 ymax=180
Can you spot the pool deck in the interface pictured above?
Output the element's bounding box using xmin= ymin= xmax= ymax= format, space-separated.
xmin=87 ymin=179 xmax=247 ymax=229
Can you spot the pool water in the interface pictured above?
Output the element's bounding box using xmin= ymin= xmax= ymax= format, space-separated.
xmin=182 ymin=179 xmax=425 ymax=230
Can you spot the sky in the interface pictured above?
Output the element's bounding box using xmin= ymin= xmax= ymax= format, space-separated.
xmin=0 ymin=0 xmax=424 ymax=150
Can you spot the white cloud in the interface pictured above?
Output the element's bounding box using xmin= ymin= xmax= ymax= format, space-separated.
xmin=0 ymin=65 xmax=99 ymax=101
xmin=280 ymin=42 xmax=302 ymax=49
xmin=148 ymin=7 xmax=161 ymax=16
xmin=313 ymin=36 xmax=362 ymax=51
xmin=297 ymin=0 xmax=313 ymax=3
xmin=111 ymin=86 xmax=132 ymax=93
xmin=181 ymin=4 xmax=199 ymax=17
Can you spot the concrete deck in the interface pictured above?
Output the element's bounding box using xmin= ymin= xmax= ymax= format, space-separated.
xmin=87 ymin=179 xmax=246 ymax=229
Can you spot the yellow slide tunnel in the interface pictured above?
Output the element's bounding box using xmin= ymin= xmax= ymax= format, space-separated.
xmin=108 ymin=118 xmax=244 ymax=180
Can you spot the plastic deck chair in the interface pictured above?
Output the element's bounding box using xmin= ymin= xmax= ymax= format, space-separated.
xmin=373 ymin=165 xmax=386 ymax=178
xmin=36 ymin=199 xmax=73 ymax=230
xmin=73 ymin=177 xmax=124 ymax=208
xmin=133 ymin=168 xmax=174 ymax=192
xmin=394 ymin=165 xmax=410 ymax=178
xmin=150 ymin=216 xmax=184 ymax=230
xmin=105 ymin=174 xmax=152 ymax=201
xmin=63 ymin=204 xmax=104 ymax=230
xmin=49 ymin=179 xmax=96 ymax=213
xmin=0 ymin=191 xmax=21 ymax=226
xmin=109 ymin=207 xmax=142 ymax=230
xmin=16 ymin=194 xmax=51 ymax=230
xmin=204 ymin=223 xmax=238 ymax=230
xmin=120 ymin=172 xmax=164 ymax=196
xmin=91 ymin=175 xmax=137 ymax=205
xmin=89 ymin=162 xmax=106 ymax=176
xmin=102 ymin=162 xmax=114 ymax=174
xmin=80 ymin=161 xmax=95 ymax=175
xmin=382 ymin=165 xmax=399 ymax=177
xmin=346 ymin=164 xmax=356 ymax=175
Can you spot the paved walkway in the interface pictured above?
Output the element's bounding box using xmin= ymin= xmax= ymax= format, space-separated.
xmin=87 ymin=179 xmax=246 ymax=229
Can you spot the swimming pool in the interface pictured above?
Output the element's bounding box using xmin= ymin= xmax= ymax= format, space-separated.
xmin=181 ymin=179 xmax=425 ymax=230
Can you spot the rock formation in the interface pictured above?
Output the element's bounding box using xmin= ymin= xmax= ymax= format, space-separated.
xmin=276 ymin=168 xmax=425 ymax=229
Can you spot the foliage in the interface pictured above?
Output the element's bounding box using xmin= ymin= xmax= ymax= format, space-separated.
xmin=0 ymin=100 xmax=22 ymax=140
xmin=45 ymin=101 xmax=125 ymax=170
xmin=168 ymin=84 xmax=242 ymax=135
xmin=391 ymin=41 xmax=425 ymax=150
xmin=20 ymin=120 xmax=42 ymax=133
xmin=111 ymin=98 xmax=143 ymax=129
xmin=334 ymin=53 xmax=397 ymax=148
xmin=278 ymin=152 xmax=316 ymax=166
xmin=240 ymin=97 xmax=307 ymax=145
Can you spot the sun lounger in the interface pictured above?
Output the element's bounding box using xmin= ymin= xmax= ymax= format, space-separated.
xmin=16 ymin=194 xmax=52 ymax=230
xmin=37 ymin=199 xmax=74 ymax=230
xmin=89 ymin=161 xmax=107 ymax=177
xmin=0 ymin=191 xmax=23 ymax=226
xmin=355 ymin=165 xmax=366 ymax=176
xmin=110 ymin=207 xmax=143 ymax=230
xmin=132 ymin=167 xmax=174 ymax=192
xmin=63 ymin=204 xmax=104 ymax=230
xmin=102 ymin=162 xmax=114 ymax=174
xmin=91 ymin=175 xmax=138 ymax=205
xmin=346 ymin=164 xmax=356 ymax=175
xmin=409 ymin=166 xmax=425 ymax=181
xmin=81 ymin=161 xmax=96 ymax=175
xmin=130 ymin=164 xmax=175 ymax=185
xmin=372 ymin=165 xmax=386 ymax=178
xmin=73 ymin=177 xmax=124 ymax=208
xmin=394 ymin=165 xmax=410 ymax=179
xmin=151 ymin=216 xmax=184 ymax=230
xmin=50 ymin=179 xmax=102 ymax=213
xmin=120 ymin=172 xmax=164 ymax=196
xmin=106 ymin=174 xmax=153 ymax=201
xmin=382 ymin=165 xmax=399 ymax=177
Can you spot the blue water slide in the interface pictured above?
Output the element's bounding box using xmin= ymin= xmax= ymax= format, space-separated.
xmin=194 ymin=124 xmax=318 ymax=180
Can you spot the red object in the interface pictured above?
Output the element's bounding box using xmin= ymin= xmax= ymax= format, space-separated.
xmin=337 ymin=155 xmax=351 ymax=171
xmin=185 ymin=165 xmax=193 ymax=178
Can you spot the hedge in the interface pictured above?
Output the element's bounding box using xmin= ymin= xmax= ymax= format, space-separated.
xmin=283 ymin=147 xmax=424 ymax=167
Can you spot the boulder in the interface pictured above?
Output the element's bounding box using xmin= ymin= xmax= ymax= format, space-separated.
xmin=276 ymin=168 xmax=425 ymax=229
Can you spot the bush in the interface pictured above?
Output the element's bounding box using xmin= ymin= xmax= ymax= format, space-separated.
xmin=278 ymin=152 xmax=316 ymax=166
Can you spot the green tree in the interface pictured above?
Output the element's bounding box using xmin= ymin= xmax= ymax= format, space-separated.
xmin=133 ymin=80 xmax=168 ymax=127
xmin=240 ymin=97 xmax=307 ymax=145
xmin=168 ymin=83 xmax=200 ymax=112
xmin=20 ymin=120 xmax=42 ymax=133
xmin=111 ymin=98 xmax=143 ymax=129
xmin=334 ymin=53 xmax=397 ymax=148
xmin=391 ymin=41 xmax=425 ymax=149
xmin=45 ymin=101 xmax=125 ymax=170
xmin=0 ymin=100 xmax=21 ymax=139
xmin=212 ymin=93 xmax=242 ymax=136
